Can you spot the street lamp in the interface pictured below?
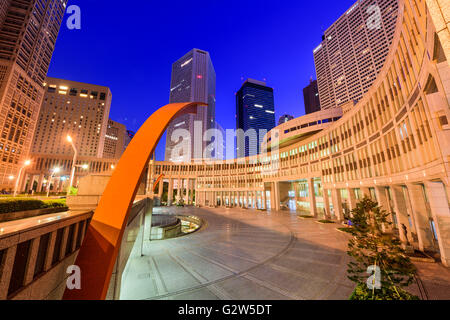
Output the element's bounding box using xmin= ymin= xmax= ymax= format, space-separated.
xmin=13 ymin=160 xmax=31 ymax=197
xmin=67 ymin=135 xmax=78 ymax=196
xmin=47 ymin=167 xmax=60 ymax=197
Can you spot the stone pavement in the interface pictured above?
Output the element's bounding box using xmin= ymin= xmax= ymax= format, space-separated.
xmin=120 ymin=206 xmax=450 ymax=300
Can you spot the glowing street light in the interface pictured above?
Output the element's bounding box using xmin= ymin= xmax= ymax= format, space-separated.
xmin=67 ymin=135 xmax=78 ymax=196
xmin=13 ymin=160 xmax=32 ymax=197
xmin=47 ymin=167 xmax=61 ymax=197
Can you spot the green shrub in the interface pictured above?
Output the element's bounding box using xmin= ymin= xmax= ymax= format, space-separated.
xmin=43 ymin=199 xmax=67 ymax=208
xmin=298 ymin=215 xmax=314 ymax=218
xmin=337 ymin=227 xmax=354 ymax=234
xmin=0 ymin=198 xmax=67 ymax=214
xmin=350 ymin=283 xmax=419 ymax=300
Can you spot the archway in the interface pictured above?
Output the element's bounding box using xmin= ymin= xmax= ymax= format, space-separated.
xmin=63 ymin=102 xmax=205 ymax=300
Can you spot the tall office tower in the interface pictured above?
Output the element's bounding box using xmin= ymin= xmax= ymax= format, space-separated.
xmin=303 ymin=79 xmax=321 ymax=114
xmin=0 ymin=0 xmax=66 ymax=189
xmin=236 ymin=79 xmax=276 ymax=157
xmin=31 ymin=77 xmax=112 ymax=159
xmin=165 ymin=49 xmax=216 ymax=162
xmin=103 ymin=119 xmax=127 ymax=159
xmin=313 ymin=0 xmax=399 ymax=110
xmin=278 ymin=114 xmax=294 ymax=126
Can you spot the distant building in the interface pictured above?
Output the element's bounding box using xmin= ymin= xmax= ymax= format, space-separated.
xmin=125 ymin=130 xmax=135 ymax=150
xmin=0 ymin=0 xmax=66 ymax=189
xmin=313 ymin=0 xmax=398 ymax=110
xmin=303 ymin=79 xmax=321 ymax=114
xmin=236 ymin=79 xmax=276 ymax=157
xmin=31 ymin=77 xmax=112 ymax=158
xmin=165 ymin=49 xmax=216 ymax=162
xmin=278 ymin=114 xmax=294 ymax=126
xmin=103 ymin=119 xmax=127 ymax=159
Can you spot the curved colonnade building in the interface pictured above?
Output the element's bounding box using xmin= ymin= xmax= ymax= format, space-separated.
xmin=150 ymin=0 xmax=450 ymax=266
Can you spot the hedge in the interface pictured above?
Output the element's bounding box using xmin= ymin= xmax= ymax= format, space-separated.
xmin=0 ymin=198 xmax=67 ymax=214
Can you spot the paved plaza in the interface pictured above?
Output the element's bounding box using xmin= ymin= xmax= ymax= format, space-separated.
xmin=120 ymin=207 xmax=450 ymax=300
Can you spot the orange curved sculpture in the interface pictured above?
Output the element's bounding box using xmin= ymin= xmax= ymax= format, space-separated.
xmin=63 ymin=102 xmax=204 ymax=300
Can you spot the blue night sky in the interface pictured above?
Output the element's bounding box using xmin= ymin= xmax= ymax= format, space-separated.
xmin=48 ymin=0 xmax=356 ymax=160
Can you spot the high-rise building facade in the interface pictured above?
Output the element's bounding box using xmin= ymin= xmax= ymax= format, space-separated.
xmin=165 ymin=49 xmax=216 ymax=162
xmin=313 ymin=0 xmax=398 ymax=110
xmin=236 ymin=79 xmax=276 ymax=157
xmin=103 ymin=119 xmax=127 ymax=159
xmin=31 ymin=77 xmax=112 ymax=159
xmin=0 ymin=0 xmax=66 ymax=189
xmin=303 ymin=79 xmax=321 ymax=114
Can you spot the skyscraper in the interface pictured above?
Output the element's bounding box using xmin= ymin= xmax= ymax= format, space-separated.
xmin=236 ymin=79 xmax=276 ymax=157
xmin=313 ymin=0 xmax=398 ymax=110
xmin=103 ymin=119 xmax=127 ymax=159
xmin=0 ymin=0 xmax=66 ymax=189
xmin=165 ymin=49 xmax=216 ymax=162
xmin=31 ymin=77 xmax=112 ymax=159
xmin=303 ymin=79 xmax=321 ymax=114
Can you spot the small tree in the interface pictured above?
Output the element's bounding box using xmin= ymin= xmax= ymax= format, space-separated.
xmin=347 ymin=197 xmax=418 ymax=300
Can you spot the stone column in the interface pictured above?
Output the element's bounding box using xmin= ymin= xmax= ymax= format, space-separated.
xmin=37 ymin=174 xmax=44 ymax=193
xmin=20 ymin=173 xmax=29 ymax=193
xmin=274 ymin=182 xmax=281 ymax=211
xmin=361 ymin=187 xmax=371 ymax=199
xmin=347 ymin=188 xmax=357 ymax=212
xmin=308 ymin=179 xmax=318 ymax=217
xmin=331 ymin=188 xmax=344 ymax=221
xmin=185 ymin=179 xmax=190 ymax=205
xmin=391 ymin=185 xmax=414 ymax=246
xmin=158 ymin=179 xmax=164 ymax=200
xmin=323 ymin=189 xmax=332 ymax=219
xmin=262 ymin=189 xmax=267 ymax=210
xmin=253 ymin=192 xmax=257 ymax=209
xmin=407 ymin=184 xmax=435 ymax=252
xmin=375 ymin=186 xmax=393 ymax=232
xmin=424 ymin=181 xmax=450 ymax=267
xmin=178 ymin=178 xmax=183 ymax=203
xmin=168 ymin=179 xmax=174 ymax=206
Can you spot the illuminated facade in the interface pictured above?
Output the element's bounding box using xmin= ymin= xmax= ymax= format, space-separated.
xmin=313 ymin=0 xmax=399 ymax=110
xmin=103 ymin=119 xmax=127 ymax=159
xmin=26 ymin=77 xmax=113 ymax=192
xmin=165 ymin=49 xmax=216 ymax=162
xmin=0 ymin=0 xmax=66 ymax=189
xmin=150 ymin=0 xmax=450 ymax=266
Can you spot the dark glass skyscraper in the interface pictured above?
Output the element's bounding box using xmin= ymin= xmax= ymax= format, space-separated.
xmin=165 ymin=49 xmax=216 ymax=162
xmin=236 ymin=79 xmax=275 ymax=157
xmin=303 ymin=79 xmax=321 ymax=114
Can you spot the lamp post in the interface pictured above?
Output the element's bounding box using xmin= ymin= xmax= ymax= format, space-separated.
xmin=47 ymin=167 xmax=60 ymax=198
xmin=67 ymin=135 xmax=78 ymax=196
xmin=13 ymin=160 xmax=31 ymax=197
